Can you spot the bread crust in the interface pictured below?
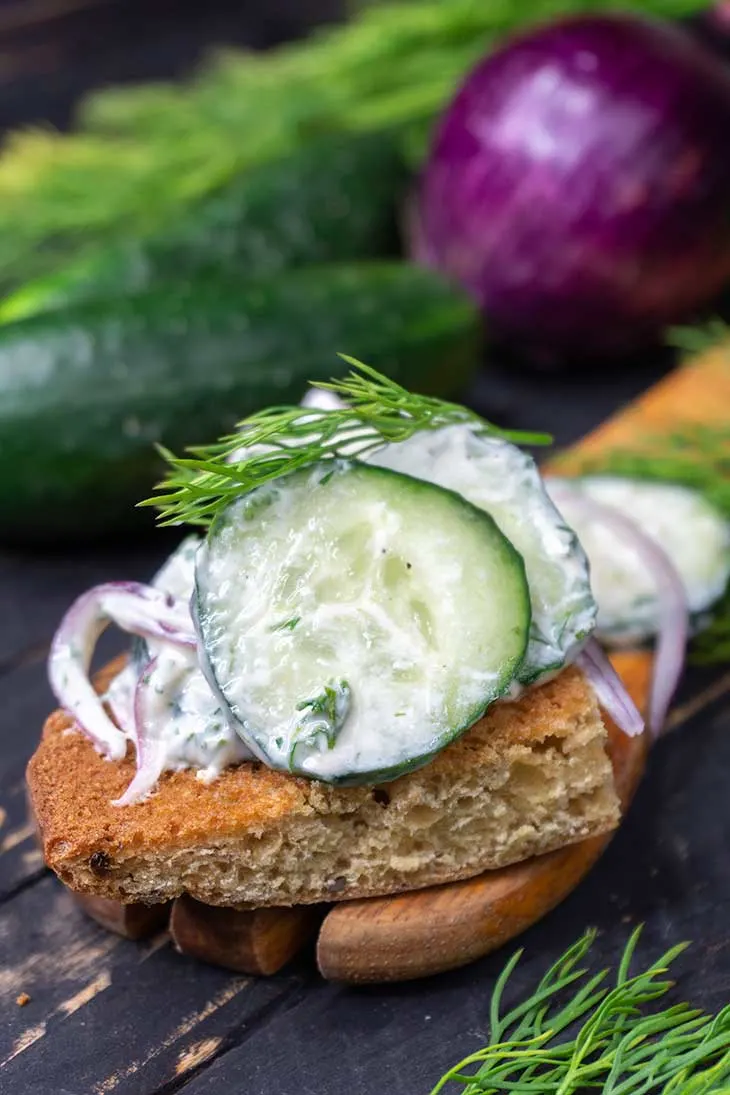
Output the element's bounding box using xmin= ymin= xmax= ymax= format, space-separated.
xmin=27 ymin=658 xmax=619 ymax=907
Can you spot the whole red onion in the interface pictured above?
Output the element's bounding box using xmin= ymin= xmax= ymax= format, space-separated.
xmin=417 ymin=14 xmax=730 ymax=361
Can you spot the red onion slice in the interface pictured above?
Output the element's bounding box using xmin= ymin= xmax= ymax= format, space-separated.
xmin=549 ymin=482 xmax=688 ymax=737
xmin=577 ymin=638 xmax=644 ymax=739
xmin=49 ymin=581 xmax=196 ymax=760
xmin=96 ymin=581 xmax=197 ymax=648
xmin=104 ymin=664 xmax=138 ymax=746
xmin=113 ymin=650 xmax=194 ymax=806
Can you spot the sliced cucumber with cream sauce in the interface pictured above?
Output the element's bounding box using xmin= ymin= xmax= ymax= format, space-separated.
xmin=195 ymin=459 xmax=531 ymax=783
xmin=547 ymin=476 xmax=730 ymax=646
xmin=369 ymin=425 xmax=596 ymax=684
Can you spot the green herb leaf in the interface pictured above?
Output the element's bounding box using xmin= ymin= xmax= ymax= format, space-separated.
xmin=271 ymin=616 xmax=301 ymax=632
xmin=667 ymin=319 xmax=730 ymax=358
xmin=430 ymin=927 xmax=730 ymax=1094
xmin=288 ymin=679 xmax=351 ymax=768
xmin=142 ymin=358 xmax=551 ymax=528
xmin=295 ymin=681 xmax=349 ymax=721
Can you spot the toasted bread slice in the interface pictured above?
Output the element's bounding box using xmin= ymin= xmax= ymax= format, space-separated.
xmin=27 ymin=659 xmax=619 ymax=908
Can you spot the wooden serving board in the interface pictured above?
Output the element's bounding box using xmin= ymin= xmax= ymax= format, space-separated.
xmin=61 ymin=342 xmax=730 ymax=985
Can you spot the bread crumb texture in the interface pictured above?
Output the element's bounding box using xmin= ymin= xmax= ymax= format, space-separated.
xmin=27 ymin=661 xmax=619 ymax=908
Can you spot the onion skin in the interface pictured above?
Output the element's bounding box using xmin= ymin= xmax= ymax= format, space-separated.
xmin=112 ymin=651 xmax=192 ymax=807
xmin=418 ymin=14 xmax=730 ymax=361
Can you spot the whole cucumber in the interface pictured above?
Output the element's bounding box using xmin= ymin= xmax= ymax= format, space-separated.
xmin=0 ymin=131 xmax=409 ymax=323
xmin=0 ymin=263 xmax=480 ymax=544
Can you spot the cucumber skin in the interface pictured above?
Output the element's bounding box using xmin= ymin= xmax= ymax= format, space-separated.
xmin=0 ymin=131 xmax=409 ymax=322
xmin=0 ymin=263 xmax=481 ymax=544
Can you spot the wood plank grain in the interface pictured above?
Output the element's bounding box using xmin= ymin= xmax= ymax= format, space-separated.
xmin=0 ymin=663 xmax=56 ymax=774
xmin=72 ymin=892 xmax=170 ymax=940
xmin=0 ymin=0 xmax=113 ymax=36
xmin=0 ymin=0 xmax=342 ymax=137
xmin=0 ymin=664 xmax=60 ymax=900
xmin=0 ymin=772 xmax=46 ymax=902
xmin=0 ymin=874 xmax=305 ymax=1094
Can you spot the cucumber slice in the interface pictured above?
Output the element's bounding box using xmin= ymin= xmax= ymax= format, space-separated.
xmin=369 ymin=425 xmax=596 ymax=684
xmin=195 ymin=460 xmax=530 ymax=784
xmin=547 ymin=476 xmax=730 ymax=646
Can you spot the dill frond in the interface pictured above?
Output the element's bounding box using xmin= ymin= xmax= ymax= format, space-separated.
xmin=142 ymin=357 xmax=551 ymax=528
xmin=431 ymin=927 xmax=730 ymax=1095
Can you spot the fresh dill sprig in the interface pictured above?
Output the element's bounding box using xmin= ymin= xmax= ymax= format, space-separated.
xmin=431 ymin=927 xmax=730 ymax=1094
xmin=142 ymin=357 xmax=552 ymax=528
xmin=667 ymin=319 xmax=730 ymax=358
xmin=289 ymin=679 xmax=352 ymax=769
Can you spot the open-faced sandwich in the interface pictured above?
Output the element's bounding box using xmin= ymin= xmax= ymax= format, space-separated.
xmin=26 ymin=363 xmax=730 ymax=953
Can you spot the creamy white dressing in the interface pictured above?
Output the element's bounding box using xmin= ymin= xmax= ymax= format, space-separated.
xmin=94 ymin=460 xmax=730 ymax=797
xmin=103 ymin=537 xmax=250 ymax=791
xmin=547 ymin=476 xmax=730 ymax=645
xmin=96 ymin=421 xmax=597 ymax=791
xmin=369 ymin=425 xmax=597 ymax=683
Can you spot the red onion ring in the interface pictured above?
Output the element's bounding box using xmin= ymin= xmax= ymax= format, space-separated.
xmin=113 ymin=652 xmax=194 ymax=806
xmin=111 ymin=656 xmax=164 ymax=806
xmin=112 ymin=652 xmax=171 ymax=810
xmin=95 ymin=581 xmax=197 ymax=648
xmin=104 ymin=667 xmax=137 ymax=747
xmin=49 ymin=581 xmax=196 ymax=759
xmin=549 ymin=482 xmax=688 ymax=737
xmin=577 ymin=638 xmax=644 ymax=739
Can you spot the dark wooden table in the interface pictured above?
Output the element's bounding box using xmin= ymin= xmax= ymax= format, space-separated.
xmin=2 ymin=5 xmax=730 ymax=1093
